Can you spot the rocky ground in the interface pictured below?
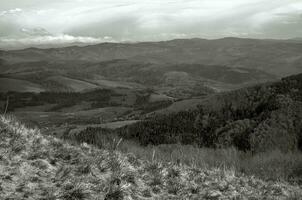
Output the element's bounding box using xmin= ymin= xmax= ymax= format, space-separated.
xmin=0 ymin=115 xmax=301 ymax=200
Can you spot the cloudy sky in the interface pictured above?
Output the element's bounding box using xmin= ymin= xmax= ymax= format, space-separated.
xmin=0 ymin=0 xmax=302 ymax=49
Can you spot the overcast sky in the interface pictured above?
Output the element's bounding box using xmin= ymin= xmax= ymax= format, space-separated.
xmin=0 ymin=0 xmax=302 ymax=49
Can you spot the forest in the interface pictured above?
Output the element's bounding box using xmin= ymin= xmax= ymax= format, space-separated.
xmin=118 ymin=73 xmax=302 ymax=153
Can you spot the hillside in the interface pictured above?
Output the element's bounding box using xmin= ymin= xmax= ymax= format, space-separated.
xmin=0 ymin=58 xmax=275 ymax=98
xmin=1 ymin=115 xmax=301 ymax=199
xmin=120 ymin=73 xmax=302 ymax=153
xmin=0 ymin=78 xmax=45 ymax=93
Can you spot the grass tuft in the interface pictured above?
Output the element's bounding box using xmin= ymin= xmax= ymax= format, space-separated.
xmin=59 ymin=183 xmax=88 ymax=200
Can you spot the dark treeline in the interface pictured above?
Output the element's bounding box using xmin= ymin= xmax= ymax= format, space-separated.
xmin=118 ymin=74 xmax=302 ymax=153
xmin=0 ymin=89 xmax=114 ymax=112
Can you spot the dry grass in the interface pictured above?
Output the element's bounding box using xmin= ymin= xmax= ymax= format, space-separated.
xmin=117 ymin=140 xmax=302 ymax=183
xmin=1 ymin=115 xmax=301 ymax=199
xmin=62 ymin=124 xmax=302 ymax=183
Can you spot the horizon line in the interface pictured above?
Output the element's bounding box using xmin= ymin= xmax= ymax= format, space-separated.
xmin=1 ymin=36 xmax=301 ymax=51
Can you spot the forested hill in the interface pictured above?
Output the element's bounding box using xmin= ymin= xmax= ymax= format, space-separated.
xmin=119 ymin=73 xmax=302 ymax=153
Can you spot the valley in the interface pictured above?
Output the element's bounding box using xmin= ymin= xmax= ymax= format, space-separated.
xmin=1 ymin=38 xmax=302 ymax=190
xmin=1 ymin=38 xmax=302 ymax=137
xmin=2 ymin=38 xmax=301 ymax=129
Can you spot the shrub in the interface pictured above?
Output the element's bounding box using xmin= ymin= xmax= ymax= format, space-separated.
xmin=250 ymin=106 xmax=301 ymax=153
xmin=215 ymin=119 xmax=256 ymax=151
xmin=59 ymin=183 xmax=88 ymax=200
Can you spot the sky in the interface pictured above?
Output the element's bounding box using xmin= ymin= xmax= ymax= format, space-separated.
xmin=0 ymin=0 xmax=302 ymax=49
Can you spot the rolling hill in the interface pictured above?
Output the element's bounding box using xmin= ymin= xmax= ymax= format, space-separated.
xmin=0 ymin=59 xmax=276 ymax=97
xmin=1 ymin=37 xmax=302 ymax=99
xmin=1 ymin=38 xmax=302 ymax=76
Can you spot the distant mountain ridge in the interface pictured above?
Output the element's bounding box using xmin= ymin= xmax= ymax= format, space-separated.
xmin=0 ymin=37 xmax=302 ymax=98
xmin=1 ymin=37 xmax=302 ymax=77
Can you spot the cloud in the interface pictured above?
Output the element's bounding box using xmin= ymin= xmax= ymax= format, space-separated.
xmin=0 ymin=8 xmax=22 ymax=16
xmin=0 ymin=34 xmax=115 ymax=50
xmin=0 ymin=0 xmax=302 ymax=49
xmin=20 ymin=27 xmax=50 ymax=36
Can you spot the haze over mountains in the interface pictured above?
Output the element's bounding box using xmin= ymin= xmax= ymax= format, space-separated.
xmin=1 ymin=37 xmax=302 ymax=99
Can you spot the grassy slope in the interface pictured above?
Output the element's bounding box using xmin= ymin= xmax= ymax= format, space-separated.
xmin=1 ymin=115 xmax=301 ymax=199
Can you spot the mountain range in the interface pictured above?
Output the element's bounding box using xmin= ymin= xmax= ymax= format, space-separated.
xmin=1 ymin=37 xmax=302 ymax=98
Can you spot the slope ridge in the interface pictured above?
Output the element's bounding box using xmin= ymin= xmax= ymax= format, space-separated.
xmin=0 ymin=115 xmax=301 ymax=199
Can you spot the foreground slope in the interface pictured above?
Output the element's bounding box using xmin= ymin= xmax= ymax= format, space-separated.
xmin=0 ymin=115 xmax=301 ymax=199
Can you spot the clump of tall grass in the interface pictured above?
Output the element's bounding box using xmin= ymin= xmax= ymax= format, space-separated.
xmin=118 ymin=141 xmax=302 ymax=183
xmin=59 ymin=182 xmax=89 ymax=200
